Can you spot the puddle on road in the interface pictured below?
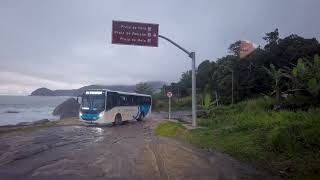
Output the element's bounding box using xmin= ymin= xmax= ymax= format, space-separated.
xmin=94 ymin=136 xmax=104 ymax=142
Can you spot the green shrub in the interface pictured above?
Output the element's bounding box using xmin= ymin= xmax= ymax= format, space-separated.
xmin=154 ymin=96 xmax=201 ymax=111
xmin=156 ymin=97 xmax=320 ymax=179
xmin=155 ymin=122 xmax=185 ymax=137
xmin=173 ymin=96 xmax=192 ymax=108
xmin=242 ymin=96 xmax=276 ymax=112
xmin=285 ymin=92 xmax=317 ymax=110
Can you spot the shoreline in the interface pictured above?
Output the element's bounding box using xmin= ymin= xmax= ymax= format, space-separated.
xmin=0 ymin=116 xmax=60 ymax=127
xmin=0 ymin=117 xmax=80 ymax=136
xmin=0 ymin=95 xmax=72 ymax=126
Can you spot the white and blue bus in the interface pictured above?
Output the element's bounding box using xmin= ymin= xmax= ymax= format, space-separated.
xmin=79 ymin=89 xmax=152 ymax=125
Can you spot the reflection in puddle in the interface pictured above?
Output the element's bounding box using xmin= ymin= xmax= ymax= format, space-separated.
xmin=94 ymin=136 xmax=104 ymax=142
xmin=92 ymin=127 xmax=104 ymax=135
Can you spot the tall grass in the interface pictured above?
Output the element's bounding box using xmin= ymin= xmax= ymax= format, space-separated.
xmin=157 ymin=97 xmax=320 ymax=179
xmin=153 ymin=96 xmax=200 ymax=111
xmin=206 ymin=98 xmax=320 ymax=179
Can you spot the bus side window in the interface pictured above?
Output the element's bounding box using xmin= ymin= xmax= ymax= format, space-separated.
xmin=146 ymin=97 xmax=151 ymax=105
xmin=107 ymin=92 xmax=118 ymax=110
xmin=127 ymin=95 xmax=132 ymax=106
xmin=119 ymin=94 xmax=129 ymax=106
xmin=132 ymin=96 xmax=137 ymax=106
xmin=119 ymin=95 xmax=124 ymax=106
xmin=126 ymin=95 xmax=131 ymax=106
xmin=130 ymin=95 xmax=135 ymax=106
xmin=138 ymin=96 xmax=142 ymax=105
xmin=125 ymin=95 xmax=129 ymax=106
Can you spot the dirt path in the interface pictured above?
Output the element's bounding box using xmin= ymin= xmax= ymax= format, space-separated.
xmin=0 ymin=113 xmax=277 ymax=180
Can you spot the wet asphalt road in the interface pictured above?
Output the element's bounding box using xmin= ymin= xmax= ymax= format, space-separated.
xmin=0 ymin=113 xmax=276 ymax=180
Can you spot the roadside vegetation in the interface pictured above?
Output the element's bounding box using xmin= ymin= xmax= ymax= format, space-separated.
xmin=156 ymin=97 xmax=320 ymax=179
xmin=154 ymin=29 xmax=320 ymax=179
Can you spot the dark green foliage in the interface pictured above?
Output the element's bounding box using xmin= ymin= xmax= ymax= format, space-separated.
xmin=173 ymin=29 xmax=320 ymax=106
xmin=263 ymin=28 xmax=279 ymax=52
xmin=154 ymin=29 xmax=320 ymax=179
xmin=228 ymin=40 xmax=242 ymax=56
xmin=281 ymin=55 xmax=320 ymax=109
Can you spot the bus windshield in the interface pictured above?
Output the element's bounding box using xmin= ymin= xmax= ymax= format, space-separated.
xmin=81 ymin=95 xmax=105 ymax=112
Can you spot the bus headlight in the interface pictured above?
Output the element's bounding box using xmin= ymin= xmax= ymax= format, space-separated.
xmin=98 ymin=112 xmax=103 ymax=118
xmin=79 ymin=112 xmax=82 ymax=117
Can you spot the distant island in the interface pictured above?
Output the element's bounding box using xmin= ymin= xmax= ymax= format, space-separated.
xmin=30 ymin=81 xmax=165 ymax=96
xmin=30 ymin=87 xmax=55 ymax=96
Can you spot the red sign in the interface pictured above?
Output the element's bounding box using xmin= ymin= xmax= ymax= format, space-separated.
xmin=167 ymin=92 xmax=173 ymax=98
xmin=112 ymin=20 xmax=159 ymax=47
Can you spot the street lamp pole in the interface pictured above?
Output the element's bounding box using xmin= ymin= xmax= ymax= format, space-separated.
xmin=190 ymin=52 xmax=196 ymax=126
xmin=158 ymin=35 xmax=197 ymax=127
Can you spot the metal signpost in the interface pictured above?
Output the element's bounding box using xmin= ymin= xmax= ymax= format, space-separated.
xmin=111 ymin=20 xmax=197 ymax=127
xmin=167 ymin=92 xmax=173 ymax=120
xmin=158 ymin=35 xmax=196 ymax=126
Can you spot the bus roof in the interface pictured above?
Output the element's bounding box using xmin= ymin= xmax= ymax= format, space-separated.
xmin=84 ymin=89 xmax=152 ymax=97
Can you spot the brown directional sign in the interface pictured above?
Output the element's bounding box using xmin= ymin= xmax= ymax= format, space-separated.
xmin=112 ymin=20 xmax=159 ymax=47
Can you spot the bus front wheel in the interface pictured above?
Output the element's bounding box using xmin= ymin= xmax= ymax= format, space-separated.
xmin=114 ymin=114 xmax=122 ymax=126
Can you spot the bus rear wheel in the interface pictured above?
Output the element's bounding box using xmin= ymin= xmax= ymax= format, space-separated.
xmin=114 ymin=114 xmax=122 ymax=126
xmin=137 ymin=112 xmax=144 ymax=121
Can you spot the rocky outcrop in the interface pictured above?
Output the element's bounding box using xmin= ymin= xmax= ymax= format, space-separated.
xmin=30 ymin=88 xmax=55 ymax=96
xmin=16 ymin=122 xmax=33 ymax=126
xmin=32 ymin=119 xmax=50 ymax=125
xmin=53 ymin=98 xmax=80 ymax=119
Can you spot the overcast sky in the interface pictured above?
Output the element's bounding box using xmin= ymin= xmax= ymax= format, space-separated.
xmin=0 ymin=0 xmax=319 ymax=95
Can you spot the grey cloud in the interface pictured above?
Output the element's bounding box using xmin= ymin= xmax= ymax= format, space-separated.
xmin=0 ymin=0 xmax=319 ymax=95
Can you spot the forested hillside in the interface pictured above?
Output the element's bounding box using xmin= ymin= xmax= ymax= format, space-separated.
xmin=155 ymin=29 xmax=320 ymax=179
xmin=164 ymin=29 xmax=320 ymax=108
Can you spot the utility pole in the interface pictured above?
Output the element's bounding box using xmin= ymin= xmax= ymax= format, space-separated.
xmin=215 ymin=91 xmax=219 ymax=106
xmin=190 ymin=52 xmax=196 ymax=126
xmin=158 ymin=35 xmax=197 ymax=127
xmin=168 ymin=96 xmax=171 ymax=120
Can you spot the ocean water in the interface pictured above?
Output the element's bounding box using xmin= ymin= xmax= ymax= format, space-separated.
xmin=0 ymin=95 xmax=70 ymax=126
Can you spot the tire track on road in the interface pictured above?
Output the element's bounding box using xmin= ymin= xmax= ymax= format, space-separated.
xmin=142 ymin=122 xmax=169 ymax=180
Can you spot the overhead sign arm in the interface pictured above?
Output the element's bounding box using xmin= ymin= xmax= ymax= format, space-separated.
xmin=158 ymin=35 xmax=191 ymax=56
xmin=158 ymin=34 xmax=197 ymax=127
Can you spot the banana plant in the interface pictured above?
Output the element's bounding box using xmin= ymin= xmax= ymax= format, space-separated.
xmin=204 ymin=93 xmax=217 ymax=109
xmin=263 ymin=64 xmax=285 ymax=102
xmin=291 ymin=55 xmax=320 ymax=97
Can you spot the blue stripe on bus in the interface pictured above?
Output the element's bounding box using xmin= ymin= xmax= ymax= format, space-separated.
xmin=139 ymin=105 xmax=150 ymax=116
